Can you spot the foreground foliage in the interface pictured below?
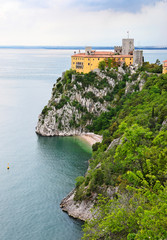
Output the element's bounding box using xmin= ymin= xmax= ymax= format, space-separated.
xmin=82 ymin=184 xmax=167 ymax=240
xmin=73 ymin=67 xmax=167 ymax=239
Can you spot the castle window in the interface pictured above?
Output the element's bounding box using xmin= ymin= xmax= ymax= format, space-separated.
xmin=130 ymin=58 xmax=131 ymax=60
xmin=88 ymin=63 xmax=90 ymax=65
xmin=98 ymin=58 xmax=100 ymax=60
xmin=76 ymin=62 xmax=84 ymax=69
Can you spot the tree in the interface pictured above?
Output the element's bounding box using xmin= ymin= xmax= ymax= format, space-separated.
xmin=114 ymin=124 xmax=153 ymax=177
xmin=155 ymin=59 xmax=161 ymax=66
xmin=98 ymin=60 xmax=106 ymax=71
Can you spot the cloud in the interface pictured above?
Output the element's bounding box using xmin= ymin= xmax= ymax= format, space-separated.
xmin=66 ymin=0 xmax=163 ymax=13
xmin=0 ymin=0 xmax=166 ymax=46
xmin=1 ymin=0 xmax=163 ymax=12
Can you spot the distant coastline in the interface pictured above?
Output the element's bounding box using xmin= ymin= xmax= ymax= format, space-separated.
xmin=0 ymin=46 xmax=167 ymax=50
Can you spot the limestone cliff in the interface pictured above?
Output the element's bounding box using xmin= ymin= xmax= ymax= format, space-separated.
xmin=35 ymin=65 xmax=147 ymax=221
xmin=60 ymin=137 xmax=120 ymax=221
xmin=36 ymin=66 xmax=144 ymax=136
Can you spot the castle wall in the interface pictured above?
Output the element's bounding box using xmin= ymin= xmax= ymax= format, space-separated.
xmin=133 ymin=50 xmax=143 ymax=66
xmin=114 ymin=46 xmax=122 ymax=54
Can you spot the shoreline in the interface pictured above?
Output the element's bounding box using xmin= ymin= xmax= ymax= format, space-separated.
xmin=77 ymin=133 xmax=102 ymax=146
xmin=36 ymin=130 xmax=102 ymax=146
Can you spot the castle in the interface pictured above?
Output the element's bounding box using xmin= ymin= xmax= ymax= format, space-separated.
xmin=71 ymin=38 xmax=143 ymax=74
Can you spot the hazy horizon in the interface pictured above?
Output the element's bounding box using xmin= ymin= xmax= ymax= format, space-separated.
xmin=0 ymin=46 xmax=167 ymax=49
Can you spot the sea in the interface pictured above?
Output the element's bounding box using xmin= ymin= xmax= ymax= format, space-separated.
xmin=0 ymin=48 xmax=166 ymax=240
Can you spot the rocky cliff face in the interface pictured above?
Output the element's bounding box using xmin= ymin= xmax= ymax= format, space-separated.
xmin=60 ymin=137 xmax=120 ymax=221
xmin=36 ymin=69 xmax=114 ymax=136
xmin=36 ymin=67 xmax=144 ymax=136
xmin=60 ymin=189 xmax=94 ymax=221
xmin=35 ymin=65 xmax=147 ymax=221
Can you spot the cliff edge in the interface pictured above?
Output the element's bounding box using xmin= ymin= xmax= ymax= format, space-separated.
xmin=36 ymin=66 xmax=142 ymax=137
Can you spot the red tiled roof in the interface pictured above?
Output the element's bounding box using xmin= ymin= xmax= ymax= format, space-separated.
xmin=163 ymin=60 xmax=167 ymax=62
xmin=94 ymin=51 xmax=114 ymax=55
xmin=71 ymin=51 xmax=114 ymax=58
xmin=113 ymin=55 xmax=133 ymax=58
xmin=72 ymin=53 xmax=132 ymax=58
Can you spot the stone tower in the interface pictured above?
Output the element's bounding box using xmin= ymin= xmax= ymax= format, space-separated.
xmin=133 ymin=50 xmax=143 ymax=66
xmin=85 ymin=47 xmax=92 ymax=55
xmin=122 ymin=38 xmax=134 ymax=55
xmin=114 ymin=46 xmax=122 ymax=54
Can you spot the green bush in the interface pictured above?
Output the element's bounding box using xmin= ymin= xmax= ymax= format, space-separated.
xmin=106 ymin=69 xmax=117 ymax=80
xmin=41 ymin=106 xmax=52 ymax=116
xmin=92 ymin=142 xmax=101 ymax=152
xmin=75 ymin=176 xmax=85 ymax=188
xmin=98 ymin=60 xmax=106 ymax=70
xmin=92 ymin=169 xmax=104 ymax=187
xmin=139 ymin=60 xmax=162 ymax=73
xmin=56 ymin=83 xmax=63 ymax=93
xmin=84 ymin=91 xmax=98 ymax=102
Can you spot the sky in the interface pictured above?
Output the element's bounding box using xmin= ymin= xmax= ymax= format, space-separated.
xmin=0 ymin=0 xmax=166 ymax=46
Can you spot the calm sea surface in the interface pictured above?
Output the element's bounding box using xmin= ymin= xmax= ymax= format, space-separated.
xmin=0 ymin=49 xmax=166 ymax=240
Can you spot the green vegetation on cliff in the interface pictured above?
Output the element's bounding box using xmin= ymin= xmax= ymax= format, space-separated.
xmin=38 ymin=58 xmax=166 ymax=238
xmin=73 ymin=65 xmax=167 ymax=239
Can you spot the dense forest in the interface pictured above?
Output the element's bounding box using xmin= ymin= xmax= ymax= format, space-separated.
xmin=73 ymin=61 xmax=167 ymax=239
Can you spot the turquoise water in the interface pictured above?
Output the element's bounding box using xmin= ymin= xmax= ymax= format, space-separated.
xmin=0 ymin=48 xmax=166 ymax=240
xmin=0 ymin=49 xmax=91 ymax=240
xmin=143 ymin=49 xmax=167 ymax=63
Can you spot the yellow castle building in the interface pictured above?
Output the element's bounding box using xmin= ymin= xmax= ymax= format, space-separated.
xmin=163 ymin=60 xmax=167 ymax=74
xmin=71 ymin=38 xmax=143 ymax=74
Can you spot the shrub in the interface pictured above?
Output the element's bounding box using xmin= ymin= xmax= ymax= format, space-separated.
xmin=56 ymin=83 xmax=63 ymax=93
xmin=75 ymin=176 xmax=85 ymax=188
xmin=99 ymin=98 xmax=104 ymax=104
xmin=92 ymin=169 xmax=104 ymax=186
xmin=103 ymin=91 xmax=113 ymax=102
xmin=85 ymin=176 xmax=90 ymax=186
xmin=63 ymin=69 xmax=76 ymax=85
xmin=106 ymin=70 xmax=117 ymax=80
xmin=98 ymin=60 xmax=106 ymax=71
xmin=139 ymin=61 xmax=162 ymax=73
xmin=92 ymin=142 xmax=101 ymax=152
xmin=41 ymin=106 xmax=52 ymax=116
xmin=84 ymin=91 xmax=98 ymax=102
xmin=102 ymin=136 xmax=112 ymax=146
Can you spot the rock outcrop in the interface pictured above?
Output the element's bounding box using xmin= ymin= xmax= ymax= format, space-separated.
xmin=60 ymin=185 xmax=119 ymax=221
xmin=60 ymin=189 xmax=94 ymax=221
xmin=36 ymin=70 xmax=110 ymax=136
xmin=36 ymin=67 xmax=145 ymax=137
